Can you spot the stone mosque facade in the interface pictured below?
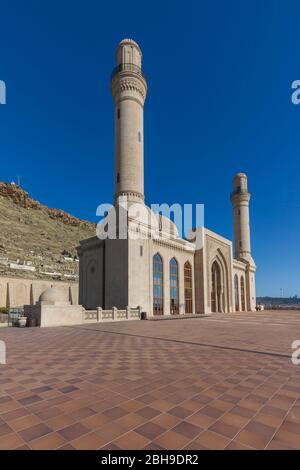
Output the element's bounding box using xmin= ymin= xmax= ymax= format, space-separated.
xmin=77 ymin=39 xmax=256 ymax=316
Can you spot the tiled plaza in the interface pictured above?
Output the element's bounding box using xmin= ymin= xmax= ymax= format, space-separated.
xmin=0 ymin=311 xmax=300 ymax=450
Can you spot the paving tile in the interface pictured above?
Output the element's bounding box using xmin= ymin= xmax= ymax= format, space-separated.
xmin=186 ymin=411 xmax=217 ymax=429
xmin=136 ymin=406 xmax=161 ymax=419
xmin=46 ymin=414 xmax=76 ymax=431
xmin=19 ymin=423 xmax=52 ymax=442
xmin=58 ymin=423 xmax=89 ymax=441
xmin=190 ymin=430 xmax=231 ymax=450
xmin=59 ymin=386 xmax=79 ymax=394
xmin=18 ymin=395 xmax=42 ymax=406
xmin=0 ymin=407 xmax=30 ymax=423
xmin=209 ymin=420 xmax=239 ymax=439
xmin=114 ymin=412 xmax=147 ymax=430
xmin=71 ymin=432 xmax=106 ymax=450
xmin=0 ymin=422 xmax=13 ymax=437
xmin=29 ymin=432 xmax=66 ymax=450
xmin=10 ymin=414 xmax=42 ymax=432
xmin=113 ymin=430 xmax=150 ymax=450
xmin=135 ymin=422 xmax=165 ymax=440
xmin=172 ymin=421 xmax=203 ymax=439
xmin=103 ymin=406 xmax=128 ymax=420
xmin=271 ymin=429 xmax=300 ymax=448
xmin=0 ymin=432 xmax=25 ymax=450
xmin=168 ymin=406 xmax=193 ymax=419
xmin=96 ymin=421 xmax=127 ymax=443
xmin=235 ymin=420 xmax=276 ymax=450
xmin=200 ymin=405 xmax=224 ymax=419
xmin=80 ymin=413 xmax=110 ymax=430
xmin=225 ymin=440 xmax=254 ymax=450
xmin=153 ymin=430 xmax=191 ymax=450
xmin=35 ymin=406 xmax=63 ymax=421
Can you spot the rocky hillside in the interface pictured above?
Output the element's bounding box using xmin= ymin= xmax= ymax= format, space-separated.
xmin=0 ymin=182 xmax=96 ymax=281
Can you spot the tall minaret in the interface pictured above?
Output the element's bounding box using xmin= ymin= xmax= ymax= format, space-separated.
xmin=230 ymin=173 xmax=253 ymax=262
xmin=110 ymin=39 xmax=148 ymax=206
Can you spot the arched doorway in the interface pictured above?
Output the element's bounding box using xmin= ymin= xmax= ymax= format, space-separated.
xmin=153 ymin=254 xmax=163 ymax=315
xmin=240 ymin=276 xmax=246 ymax=311
xmin=170 ymin=258 xmax=179 ymax=314
xmin=234 ymin=274 xmax=239 ymax=311
xmin=184 ymin=261 xmax=193 ymax=314
xmin=211 ymin=261 xmax=223 ymax=312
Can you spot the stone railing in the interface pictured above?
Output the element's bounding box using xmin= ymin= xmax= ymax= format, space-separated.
xmin=84 ymin=306 xmax=141 ymax=323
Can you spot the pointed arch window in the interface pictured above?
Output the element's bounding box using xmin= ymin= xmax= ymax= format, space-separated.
xmin=240 ymin=275 xmax=246 ymax=311
xmin=153 ymin=254 xmax=163 ymax=315
xmin=211 ymin=261 xmax=222 ymax=312
xmin=234 ymin=274 xmax=239 ymax=311
xmin=170 ymin=258 xmax=179 ymax=314
xmin=184 ymin=261 xmax=193 ymax=314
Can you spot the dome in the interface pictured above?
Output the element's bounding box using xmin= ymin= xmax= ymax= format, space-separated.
xmin=96 ymin=203 xmax=179 ymax=239
xmin=39 ymin=287 xmax=67 ymax=303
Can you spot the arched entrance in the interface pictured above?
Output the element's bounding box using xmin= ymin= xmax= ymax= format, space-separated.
xmin=234 ymin=274 xmax=239 ymax=311
xmin=211 ymin=261 xmax=223 ymax=313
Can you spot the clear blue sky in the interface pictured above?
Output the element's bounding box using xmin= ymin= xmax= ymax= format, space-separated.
xmin=0 ymin=0 xmax=299 ymax=297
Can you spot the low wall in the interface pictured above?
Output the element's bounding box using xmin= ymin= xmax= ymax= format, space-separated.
xmin=24 ymin=305 xmax=141 ymax=328
xmin=25 ymin=304 xmax=84 ymax=327
xmin=0 ymin=276 xmax=78 ymax=308
xmin=84 ymin=306 xmax=141 ymax=323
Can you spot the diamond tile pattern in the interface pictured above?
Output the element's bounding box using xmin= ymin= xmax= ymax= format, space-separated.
xmin=0 ymin=310 xmax=299 ymax=449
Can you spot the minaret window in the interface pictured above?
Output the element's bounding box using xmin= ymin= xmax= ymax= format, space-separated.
xmin=138 ymin=131 xmax=141 ymax=142
xmin=117 ymin=109 xmax=120 ymax=119
xmin=117 ymin=173 xmax=120 ymax=183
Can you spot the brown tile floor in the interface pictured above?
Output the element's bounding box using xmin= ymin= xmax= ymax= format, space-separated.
xmin=0 ymin=310 xmax=300 ymax=449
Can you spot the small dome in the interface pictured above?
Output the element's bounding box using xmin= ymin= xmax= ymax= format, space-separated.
xmin=39 ymin=287 xmax=67 ymax=303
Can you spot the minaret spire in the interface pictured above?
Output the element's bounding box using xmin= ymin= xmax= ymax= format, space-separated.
xmin=110 ymin=39 xmax=148 ymax=206
xmin=230 ymin=173 xmax=253 ymax=263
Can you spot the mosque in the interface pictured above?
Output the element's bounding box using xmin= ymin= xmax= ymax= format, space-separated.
xmin=77 ymin=39 xmax=256 ymax=316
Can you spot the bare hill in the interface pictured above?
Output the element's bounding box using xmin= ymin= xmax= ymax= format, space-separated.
xmin=0 ymin=182 xmax=95 ymax=281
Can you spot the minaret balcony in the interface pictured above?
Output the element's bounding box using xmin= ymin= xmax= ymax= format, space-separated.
xmin=111 ymin=63 xmax=146 ymax=81
xmin=230 ymin=187 xmax=250 ymax=198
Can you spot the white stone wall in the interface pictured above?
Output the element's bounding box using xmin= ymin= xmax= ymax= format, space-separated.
xmin=0 ymin=276 xmax=78 ymax=308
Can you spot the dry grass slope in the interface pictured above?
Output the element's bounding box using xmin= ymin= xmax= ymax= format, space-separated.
xmin=0 ymin=183 xmax=95 ymax=281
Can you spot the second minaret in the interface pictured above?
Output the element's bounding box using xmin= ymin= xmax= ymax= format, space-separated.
xmin=110 ymin=39 xmax=148 ymax=205
xmin=230 ymin=172 xmax=253 ymax=262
